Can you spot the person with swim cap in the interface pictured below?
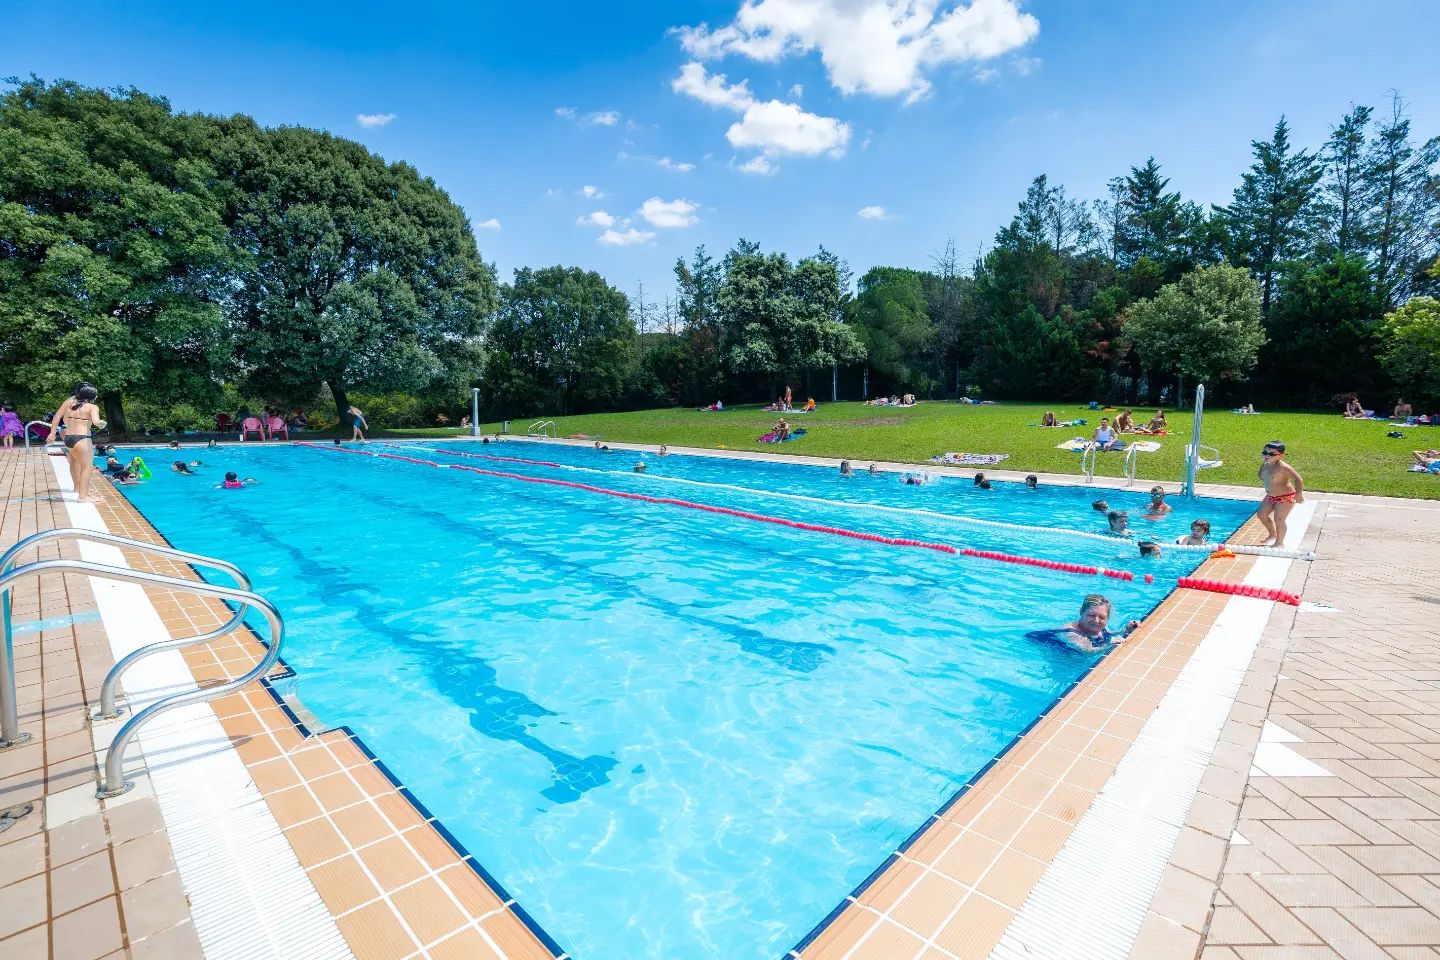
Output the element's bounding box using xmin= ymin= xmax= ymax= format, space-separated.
xmin=1059 ymin=595 xmax=1140 ymax=654
xmin=633 ymin=462 xmax=646 ymax=473
xmin=48 ymin=383 xmax=107 ymax=502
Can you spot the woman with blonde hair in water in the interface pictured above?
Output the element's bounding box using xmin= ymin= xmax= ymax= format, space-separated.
xmin=49 ymin=384 xmax=107 ymax=503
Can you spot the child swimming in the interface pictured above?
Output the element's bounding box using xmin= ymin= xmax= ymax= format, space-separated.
xmin=219 ymin=471 xmax=257 ymax=489
xmin=1138 ymin=541 xmax=1162 ymax=558
xmin=1025 ymin=475 xmax=1038 ymax=489
xmin=1107 ymin=510 xmax=1131 ymax=536
xmin=1144 ymin=485 xmax=1173 ymax=517
xmin=1176 ymin=519 xmax=1211 ymax=546
xmin=171 ymin=461 xmax=196 ymax=475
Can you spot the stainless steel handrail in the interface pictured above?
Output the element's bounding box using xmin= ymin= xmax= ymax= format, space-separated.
xmin=0 ymin=558 xmax=282 ymax=796
xmin=1125 ymin=443 xmax=1141 ymax=485
xmin=1184 ymin=383 xmax=1206 ymax=499
xmin=1080 ymin=442 xmax=1098 ymax=483
xmin=526 ymin=419 xmax=555 ymax=437
xmin=21 ymin=421 xmax=51 ymax=454
xmin=0 ymin=529 xmax=252 ymax=745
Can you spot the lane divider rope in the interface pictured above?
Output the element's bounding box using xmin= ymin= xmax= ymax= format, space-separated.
xmin=383 ymin=442 xmax=1315 ymax=561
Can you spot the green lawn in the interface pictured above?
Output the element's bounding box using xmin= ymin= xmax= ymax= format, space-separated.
xmin=442 ymin=402 xmax=1437 ymax=500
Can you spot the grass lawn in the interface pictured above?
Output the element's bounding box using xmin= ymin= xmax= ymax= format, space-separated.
xmin=435 ymin=402 xmax=1436 ymax=500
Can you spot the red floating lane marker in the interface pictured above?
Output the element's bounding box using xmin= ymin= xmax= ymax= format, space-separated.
xmin=375 ymin=442 xmax=565 ymax=469
xmin=1176 ymin=575 xmax=1302 ymax=606
xmin=297 ymin=442 xmax=957 ymax=555
xmin=961 ymin=547 xmax=1105 ymax=579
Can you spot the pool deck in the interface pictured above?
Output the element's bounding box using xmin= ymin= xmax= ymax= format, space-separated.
xmin=2 ymin=440 xmax=1438 ymax=959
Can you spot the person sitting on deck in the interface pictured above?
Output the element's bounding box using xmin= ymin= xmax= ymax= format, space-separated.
xmin=1057 ymin=594 xmax=1140 ymax=654
xmin=1176 ymin=519 xmax=1211 ymax=546
xmin=1115 ymin=409 xmax=1135 ymax=433
xmin=774 ymin=418 xmax=791 ymax=441
xmin=1395 ymin=398 xmax=1413 ymax=419
xmin=1344 ymin=397 xmax=1366 ymax=418
xmin=803 ymin=397 xmax=816 ymax=412
xmin=1041 ymin=411 xmax=1058 ymax=427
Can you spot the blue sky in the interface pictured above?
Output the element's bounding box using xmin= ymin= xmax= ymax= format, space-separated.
xmin=7 ymin=0 xmax=1439 ymax=304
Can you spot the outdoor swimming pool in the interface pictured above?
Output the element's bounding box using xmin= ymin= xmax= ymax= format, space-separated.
xmin=115 ymin=440 xmax=1254 ymax=960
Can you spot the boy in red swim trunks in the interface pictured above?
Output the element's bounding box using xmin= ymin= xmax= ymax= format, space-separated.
xmin=1257 ymin=441 xmax=1304 ymax=547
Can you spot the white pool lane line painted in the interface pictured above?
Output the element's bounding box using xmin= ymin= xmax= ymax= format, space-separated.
xmin=990 ymin=501 xmax=1317 ymax=960
xmin=49 ymin=460 xmax=354 ymax=960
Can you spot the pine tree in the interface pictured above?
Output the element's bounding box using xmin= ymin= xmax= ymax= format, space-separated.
xmin=1217 ymin=117 xmax=1321 ymax=317
xmin=1316 ymin=105 xmax=1373 ymax=257
xmin=1366 ymin=92 xmax=1440 ymax=306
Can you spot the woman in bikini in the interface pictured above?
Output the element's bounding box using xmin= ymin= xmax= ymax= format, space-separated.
xmin=48 ymin=384 xmax=107 ymax=503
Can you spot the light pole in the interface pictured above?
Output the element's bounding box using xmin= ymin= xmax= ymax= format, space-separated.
xmin=470 ymin=387 xmax=480 ymax=437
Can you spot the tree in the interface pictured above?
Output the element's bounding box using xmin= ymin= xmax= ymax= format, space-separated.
xmin=1125 ymin=265 xmax=1266 ymax=392
xmin=1262 ymin=254 xmax=1383 ymax=405
xmin=482 ymin=267 xmax=634 ymax=416
xmin=849 ymin=268 xmax=936 ymax=393
xmin=1216 ymin=117 xmax=1321 ymax=317
xmin=673 ymin=245 xmax=725 ymax=404
xmin=1316 ymin=105 xmax=1373 ymax=257
xmin=1116 ymin=158 xmax=1214 ymax=279
xmin=716 ymin=241 xmax=863 ymax=393
xmin=0 ymin=79 xmax=233 ymax=430
xmin=213 ymin=121 xmax=496 ymax=423
xmin=1366 ymin=93 xmax=1440 ymax=306
xmin=1379 ymin=296 xmax=1440 ymax=405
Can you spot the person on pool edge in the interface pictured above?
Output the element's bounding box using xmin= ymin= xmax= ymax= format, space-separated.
xmin=1256 ymin=440 xmax=1304 ymax=547
xmin=1059 ymin=594 xmax=1140 ymax=654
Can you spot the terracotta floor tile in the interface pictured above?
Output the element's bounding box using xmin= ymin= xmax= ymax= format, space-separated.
xmin=334 ymin=900 xmax=419 ymax=960
xmin=308 ymin=854 xmax=381 ymax=915
xmin=848 ymin=917 xmax=926 ymax=960
xmin=264 ymin=783 xmax=323 ymax=828
xmin=428 ymin=927 xmax=504 ymax=960
xmin=976 ymin=849 xmax=1049 ymax=909
xmin=890 ymin=869 xmax=969 ymax=938
xmin=931 ymin=830 xmax=1004 ymax=887
xmin=284 ymin=817 xmax=349 ymax=867
xmin=357 ymin=835 xmax=427 ymax=891
xmin=333 ymin=802 xmax=395 ymax=849
xmin=389 ymin=876 xmax=468 ymax=945
xmin=479 ymin=911 xmax=556 ymax=960
xmin=855 ymin=856 xmax=924 ymax=911
xmin=438 ymin=864 xmax=505 ymax=919
xmin=934 ymin=895 xmax=1015 ymax=960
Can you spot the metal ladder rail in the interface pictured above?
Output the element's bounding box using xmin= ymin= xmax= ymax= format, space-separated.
xmin=527 ymin=419 xmax=555 ymax=437
xmin=1125 ymin=444 xmax=1142 ymax=485
xmin=0 ymin=557 xmax=282 ymax=796
xmin=21 ymin=421 xmax=51 ymax=454
xmin=0 ymin=529 xmax=252 ymax=748
xmin=1080 ymin=442 xmax=1099 ymax=483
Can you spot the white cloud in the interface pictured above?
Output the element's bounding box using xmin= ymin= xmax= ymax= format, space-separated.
xmin=598 ymin=227 xmax=656 ymax=246
xmin=554 ymin=106 xmax=577 ymax=119
xmin=474 ymin=217 xmax=502 ymax=230
xmin=857 ymin=205 xmax=888 ymax=220
xmin=577 ymin=210 xmax=617 ymax=228
xmin=675 ymin=0 xmax=1039 ymax=101
xmin=580 ymin=184 xmax=605 ymax=199
xmin=727 ymin=99 xmax=850 ymax=156
xmin=356 ymin=112 xmax=396 ymax=128
xmin=639 ymin=197 xmax=700 ymax=228
xmin=586 ymin=110 xmax=620 ymax=126
xmin=738 ymin=155 xmax=777 ymax=175
xmin=789 ymin=83 xmax=804 ymax=98
xmin=658 ymin=157 xmax=696 ymax=172
xmin=672 ymin=62 xmax=755 ymax=111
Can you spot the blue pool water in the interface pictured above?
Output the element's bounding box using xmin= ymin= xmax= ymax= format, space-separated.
xmin=116 ymin=440 xmax=1251 ymax=959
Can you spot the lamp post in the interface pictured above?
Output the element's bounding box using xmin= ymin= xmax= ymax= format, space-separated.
xmin=470 ymin=387 xmax=480 ymax=437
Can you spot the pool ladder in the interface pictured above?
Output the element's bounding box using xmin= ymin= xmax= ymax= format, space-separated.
xmin=527 ymin=419 xmax=555 ymax=438
xmin=1081 ymin=442 xmax=1145 ymax=485
xmin=0 ymin=528 xmax=282 ymax=802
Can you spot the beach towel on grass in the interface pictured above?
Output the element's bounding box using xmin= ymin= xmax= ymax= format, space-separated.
xmin=1056 ymin=438 xmax=1161 ymax=453
xmin=930 ymin=452 xmax=1010 ymax=466
xmin=757 ymin=428 xmax=807 ymax=444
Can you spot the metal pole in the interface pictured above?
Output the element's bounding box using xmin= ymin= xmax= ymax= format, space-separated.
xmin=831 ymin=363 xmax=837 ymax=403
xmin=1185 ymin=383 xmax=1205 ymax=500
xmin=470 ymin=388 xmax=480 ymax=437
xmin=22 ymin=421 xmax=48 ymax=455
xmin=0 ymin=588 xmax=24 ymax=748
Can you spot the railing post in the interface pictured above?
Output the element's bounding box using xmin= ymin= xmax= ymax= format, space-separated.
xmin=470 ymin=388 xmax=480 ymax=437
xmin=0 ymin=587 xmax=28 ymax=749
xmin=1185 ymin=383 xmax=1206 ymax=500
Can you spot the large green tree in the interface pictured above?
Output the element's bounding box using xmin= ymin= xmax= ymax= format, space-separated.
xmin=481 ymin=266 xmax=634 ymax=416
xmin=717 ymin=240 xmax=863 ymax=393
xmin=1217 ymin=117 xmax=1321 ymax=317
xmin=1261 ymin=254 xmax=1383 ymax=405
xmin=1365 ymin=94 xmax=1440 ymax=306
xmin=849 ymin=267 xmax=936 ymax=394
xmin=1125 ymin=265 xmax=1266 ymax=394
xmin=0 ymin=79 xmax=233 ymax=430
xmin=212 ymin=120 xmax=496 ymax=422
xmin=1316 ymin=105 xmax=1374 ymax=258
xmin=1379 ymin=294 xmax=1440 ymax=405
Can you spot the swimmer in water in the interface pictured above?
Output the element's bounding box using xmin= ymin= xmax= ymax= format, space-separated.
xmin=1144 ymin=485 xmax=1173 ymax=517
xmin=633 ymin=461 xmax=646 ymax=473
xmin=868 ymin=463 xmax=879 ymax=476
xmin=1058 ymin=594 xmax=1140 ymax=654
xmin=977 ymin=479 xmax=992 ymax=489
xmin=973 ymin=472 xmax=986 ymax=486
xmin=171 ymin=461 xmax=196 ymax=475
xmin=218 ymin=471 xmax=257 ymax=489
xmin=1138 ymin=541 xmax=1162 ymax=558
xmin=839 ymin=460 xmax=853 ymax=476
xmin=658 ymin=445 xmax=668 ymax=457
xmin=1025 ymin=475 xmax=1038 ymax=489
xmin=1176 ymin=519 xmax=1211 ymax=546
xmin=1107 ymin=510 xmax=1131 ymax=536
xmin=1092 ymin=499 xmax=1110 ymax=514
